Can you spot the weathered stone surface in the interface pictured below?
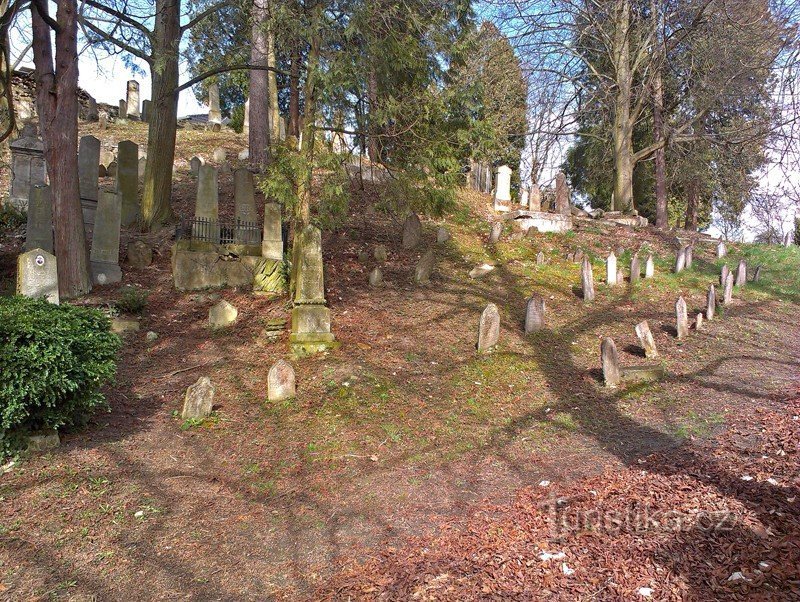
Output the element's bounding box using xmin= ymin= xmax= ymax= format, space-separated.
xmin=489 ymin=221 xmax=503 ymax=243
xmin=581 ymin=257 xmax=595 ymax=302
xmin=506 ymin=210 xmax=572 ymax=234
xmin=106 ymin=161 xmax=117 ymax=178
xmin=190 ymin=156 xmax=204 ymax=176
xmin=437 ymin=227 xmax=451 ymax=243
xmin=118 ymin=99 xmax=128 ymax=120
xmin=208 ymin=83 xmax=222 ymax=125
xmin=684 ymin=245 xmax=693 ymax=269
xmin=620 ymin=364 xmax=666 ymax=385
xmin=717 ymin=241 xmax=726 ymax=258
xmin=402 ymin=213 xmax=422 ymax=249
xmin=126 ymin=80 xmax=140 ymax=119
xmin=477 ymin=303 xmax=500 ymax=352
xmin=293 ymin=225 xmax=326 ymax=304
xmin=630 ymin=254 xmax=641 ymax=283
xmin=78 ymin=135 xmax=100 ymax=202
xmin=606 ymin=252 xmax=617 ymax=286
xmin=720 ymin=264 xmax=730 ymax=286
xmin=253 ymin=257 xmax=287 ymax=296
xmin=601 ymin=337 xmax=620 ymax=388
xmin=233 ymin=168 xmax=258 ymax=244
xmin=26 ymin=429 xmax=60 ymax=452
xmin=87 ymin=97 xmax=99 ymax=121
xmin=141 ymin=99 xmax=150 ymax=122
xmin=138 ymin=157 xmax=147 ymax=180
xmin=374 ymin=245 xmax=388 ymax=263
xmin=635 ymin=320 xmax=658 ymax=358
xmin=674 ymin=246 xmax=686 ymax=273
xmin=212 ymin=147 xmax=226 ymax=163
xmin=414 ymin=249 xmax=435 ymax=284
xmin=17 ymin=248 xmax=58 ymax=304
xmin=90 ymin=191 xmax=123 ymax=285
xmin=735 ymin=260 xmax=747 ymax=287
xmin=111 ymin=317 xmax=140 ymax=334
xmin=695 ymin=313 xmax=704 ymax=330
xmin=357 ymin=250 xmax=369 ymax=264
xmin=369 ymin=267 xmax=382 ymax=287
xmin=25 ymin=185 xmax=53 ymax=253
xmin=268 ymin=360 xmax=296 ymax=402
xmin=117 ymin=140 xmax=139 ymax=227
xmin=172 ymin=243 xmax=261 ymax=291
xmin=752 ymin=265 xmax=763 ymax=282
xmin=536 ymin=251 xmax=545 ymax=265
xmin=493 ymin=165 xmax=512 ymax=211
xmin=723 ymin=273 xmax=734 ymax=305
xmin=209 ymin=300 xmax=238 ymax=328
xmin=182 ymin=376 xmax=215 ymax=420
xmin=469 ymin=263 xmax=494 ymax=279
xmin=617 ymin=269 xmax=624 ymax=284
xmin=645 ymin=254 xmax=655 ymax=279
xmin=261 ymin=202 xmax=283 ymax=260
xmin=554 ymin=171 xmax=570 ymax=216
xmin=127 ymin=240 xmax=153 ymax=268
xmin=9 ymin=123 xmax=46 ymax=210
xmin=706 ymin=284 xmax=716 ymax=320
xmin=99 ymin=112 xmax=108 ymax=130
xmin=676 ymin=296 xmax=689 ymax=338
xmin=530 ymin=183 xmax=542 ymax=210
xmin=525 ymin=295 xmax=545 ymax=334
xmin=573 ymin=249 xmax=584 ymax=263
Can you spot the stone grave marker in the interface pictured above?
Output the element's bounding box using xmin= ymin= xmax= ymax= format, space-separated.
xmin=209 ymin=300 xmax=238 ymax=328
xmin=234 ymin=168 xmax=258 ymax=244
xmin=99 ymin=112 xmax=108 ymax=131
xmin=126 ymin=80 xmax=140 ymax=119
xmin=17 ymin=248 xmax=59 ymax=304
xmin=402 ymin=213 xmax=422 ymax=249
xmin=89 ymin=191 xmax=123 ymax=285
xmin=493 ymin=165 xmax=512 ymax=212
xmin=190 ymin=156 xmax=204 ymax=176
xmin=685 ymin=245 xmax=693 ymax=269
xmin=555 ymin=171 xmax=570 ymax=216
xmin=194 ymin=165 xmax=219 ymax=241
xmin=414 ymin=249 xmax=435 ymax=284
xmin=118 ymin=99 xmax=128 ymax=120
xmin=127 ymin=240 xmax=152 ymax=268
xmin=645 ymin=254 xmax=654 ymax=279
xmin=635 ymin=321 xmax=658 ymax=358
xmin=8 ymin=123 xmax=46 ymax=210
xmin=706 ymin=284 xmax=716 ymax=320
xmin=525 ymin=295 xmax=545 ymax=333
xmin=208 ymin=82 xmax=222 ymax=127
xmin=630 ymin=254 xmax=641 ymax=283
xmin=262 ymin=202 xmax=283 ymax=260
xmin=212 ymin=147 xmax=226 ymax=163
xmin=437 ymin=227 xmax=451 ymax=243
xmin=87 ymin=97 xmax=99 ymax=121
xmin=519 ymin=188 xmax=529 ymax=208
xmin=25 ymin=185 xmax=53 ymax=253
xmin=531 ymin=183 xmax=542 ymax=211
xmin=78 ymin=135 xmax=100 ymax=205
xmin=674 ymin=246 xmax=686 ymax=273
xmin=723 ymin=273 xmax=734 ymax=305
xmin=675 ymin=296 xmax=688 ymax=338
xmin=695 ymin=313 xmax=704 ymax=330
xmin=735 ymin=260 xmax=747 ymax=287
xmin=601 ymin=337 xmax=620 ymax=388
xmin=268 ymin=360 xmax=296 ymax=402
xmin=477 ymin=303 xmax=500 ymax=352
xmin=581 ymin=257 xmax=595 ymax=302
xmin=536 ymin=251 xmax=545 ymax=265
xmin=489 ymin=221 xmax=502 ymax=243
xmin=374 ymin=245 xmax=388 ymax=263
xmin=752 ymin=265 xmax=763 ymax=282
xmin=717 ymin=241 xmax=726 ymax=258
xmin=369 ymin=267 xmax=382 ymax=287
xmin=117 ymin=140 xmax=139 ymax=226
xmin=720 ymin=264 xmax=730 ymax=286
xmin=138 ymin=157 xmax=147 ymax=180
xmin=182 ymin=376 xmax=214 ymax=420
xmin=141 ymin=99 xmax=150 ymax=122
xmin=606 ymin=252 xmax=617 ymax=286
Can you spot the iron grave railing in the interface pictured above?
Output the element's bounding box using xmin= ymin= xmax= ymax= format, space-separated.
xmin=178 ymin=217 xmax=262 ymax=247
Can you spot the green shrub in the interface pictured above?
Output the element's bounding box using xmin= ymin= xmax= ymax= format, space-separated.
xmin=115 ymin=286 xmax=149 ymax=315
xmin=0 ymin=297 xmax=120 ymax=455
xmin=0 ymin=203 xmax=26 ymax=231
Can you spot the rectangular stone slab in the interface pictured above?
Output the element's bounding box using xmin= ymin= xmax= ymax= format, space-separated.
xmin=621 ymin=365 xmax=666 ymax=385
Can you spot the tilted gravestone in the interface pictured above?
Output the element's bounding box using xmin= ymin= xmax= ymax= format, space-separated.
xmin=635 ymin=321 xmax=658 ymax=358
xmin=674 ymin=246 xmax=686 ymax=273
xmin=17 ymin=248 xmax=59 ymax=304
xmin=477 ymin=303 xmax=500 ymax=352
xmin=182 ymin=376 xmax=214 ymax=420
xmin=645 ymin=254 xmax=654 ymax=279
xmin=89 ymin=191 xmax=123 ymax=285
xmin=117 ymin=140 xmax=139 ymax=227
xmin=234 ymin=168 xmax=258 ymax=244
xmin=25 ymin=185 xmax=53 ymax=253
xmin=735 ymin=260 xmax=747 ymax=287
xmin=525 ymin=295 xmax=545 ymax=334
xmin=489 ymin=221 xmax=503 ymax=243
xmin=581 ymin=257 xmax=595 ymax=302
xmin=402 ymin=213 xmax=422 ymax=249
xmin=675 ymin=296 xmax=689 ymax=338
xmin=720 ymin=264 xmax=730 ymax=286
xmin=606 ymin=252 xmax=617 ymax=286
xmin=706 ymin=284 xmax=716 ymax=320
xmin=79 ymin=135 xmax=101 ymax=239
xmin=630 ymin=254 xmax=641 ymax=283
xmin=601 ymin=337 xmax=620 ymax=388
xmin=554 ymin=171 xmax=570 ymax=216
xmin=268 ymin=360 xmax=296 ymax=402
xmin=684 ymin=245 xmax=693 ymax=269
xmin=414 ymin=249 xmax=435 ymax=284
xmin=752 ymin=265 xmax=763 ymax=283
xmin=723 ymin=273 xmax=734 ymax=305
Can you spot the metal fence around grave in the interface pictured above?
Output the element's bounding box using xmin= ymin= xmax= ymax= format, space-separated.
xmin=178 ymin=217 xmax=262 ymax=248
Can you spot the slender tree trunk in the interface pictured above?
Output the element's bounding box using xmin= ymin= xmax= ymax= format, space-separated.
xmin=684 ymin=179 xmax=699 ymax=230
xmin=267 ymin=29 xmax=280 ymax=142
xmin=611 ymin=0 xmax=634 ymax=213
xmin=249 ymin=0 xmax=271 ymax=164
xmin=289 ymin=35 xmax=300 ymax=138
xmin=366 ymin=65 xmax=379 ymax=162
xmin=653 ymin=65 xmax=668 ymax=229
xmin=31 ymin=0 xmax=90 ymax=298
xmin=141 ymin=0 xmax=179 ymax=229
xmin=296 ymin=6 xmax=320 ymax=226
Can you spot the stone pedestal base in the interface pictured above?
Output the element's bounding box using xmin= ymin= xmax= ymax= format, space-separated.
xmin=290 ymin=305 xmax=338 ymax=357
xmin=90 ymin=260 xmax=122 ymax=285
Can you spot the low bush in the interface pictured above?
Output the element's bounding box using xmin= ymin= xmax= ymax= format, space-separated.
xmin=0 ymin=296 xmax=120 ymax=455
xmin=115 ymin=286 xmax=149 ymax=314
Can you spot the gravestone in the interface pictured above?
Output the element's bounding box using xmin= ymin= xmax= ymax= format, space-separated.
xmin=89 ymin=191 xmax=123 ymax=285
xmin=98 ymin=164 xmax=107 ymax=178
xmin=674 ymin=246 xmax=686 ymax=273
xmin=190 ymin=156 xmax=204 ymax=176
xmin=290 ymin=225 xmax=337 ymax=355
xmin=752 ymin=265 xmax=763 ymax=282
xmin=209 ymin=300 xmax=238 ymax=328
xmin=194 ymin=165 xmax=219 ymax=241
xmin=437 ymin=227 xmax=451 ymax=243
xmin=720 ymin=264 xmax=730 ymax=286
xmin=530 ymin=183 xmax=542 ymax=211
xmin=617 ymin=268 xmax=624 ymax=285
xmin=606 ymin=252 xmax=617 ymax=286
xmin=695 ymin=313 xmax=703 ymax=330
xmin=182 ymin=376 xmax=214 ymax=420
xmin=374 ymin=245 xmax=388 ymax=263
xmin=414 ymin=249 xmax=435 ymax=284
xmin=369 ymin=267 xmax=382 ymax=287
xmin=212 ymin=147 xmax=226 ymax=163
xmin=601 ymin=337 xmax=620 ymax=388
xmin=645 ymin=254 xmax=654 ymax=279
xmin=268 ymin=360 xmax=296 ymax=402
xmin=675 ymin=296 xmax=688 ymax=338
xmin=262 ymin=202 xmax=283 ymax=260
xmin=8 ymin=123 xmax=46 ymax=210
xmin=358 ymin=250 xmax=369 ymax=265
xmin=234 ymin=168 xmax=258 ymax=244
xmin=723 ymin=273 xmax=734 ymax=305
xmin=138 ymin=157 xmax=147 ymax=180
xmin=477 ymin=303 xmax=500 ymax=352
xmin=118 ymin=99 xmax=128 ymax=120
xmin=555 ymin=171 xmax=570 ymax=216
xmin=525 ymin=295 xmax=545 ymax=334
xmin=581 ymin=257 xmax=595 ymax=302
xmin=630 ymin=254 xmax=641 ymax=283
xmin=117 ymin=140 xmax=139 ymax=227
xmin=635 ymin=321 xmax=658 ymax=358
xmin=25 ymin=185 xmax=53 ymax=253
xmin=489 ymin=221 xmax=503 ymax=243
xmin=536 ymin=251 xmax=545 ymax=265
xmin=98 ymin=112 xmax=108 ymax=131
xmin=78 ymin=135 xmax=101 ymax=236
xmin=402 ymin=213 xmax=422 ymax=249
xmin=684 ymin=245 xmax=693 ymax=269
xmin=106 ymin=161 xmax=117 ymax=178
xmin=17 ymin=248 xmax=59 ymax=304
xmin=208 ymin=82 xmax=222 ymax=127
xmin=519 ymin=188 xmax=529 ymax=208
xmin=243 ymin=98 xmax=250 ymax=136
xmin=717 ymin=241 xmax=726 ymax=258
xmin=127 ymin=240 xmax=152 ymax=268
xmin=574 ymin=249 xmax=584 ymax=263
xmin=493 ymin=165 xmax=512 ymax=212
xmin=87 ymin=97 xmax=99 ymax=121
xmin=735 ymin=260 xmax=747 ymax=287
xmin=706 ymin=284 xmax=716 ymax=320
xmin=126 ymin=80 xmax=140 ymax=119
xmin=141 ymin=99 xmax=150 ymax=122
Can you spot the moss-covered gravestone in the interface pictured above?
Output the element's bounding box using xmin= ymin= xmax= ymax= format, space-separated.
xmin=17 ymin=248 xmax=59 ymax=304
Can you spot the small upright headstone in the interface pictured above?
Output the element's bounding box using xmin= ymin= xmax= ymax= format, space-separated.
xmin=536 ymin=251 xmax=545 ymax=265
xmin=723 ymin=273 xmax=734 ymax=305
xmin=369 ymin=267 xmax=382 ymax=287
xmin=212 ymin=147 xmax=226 ymax=163
xmin=25 ymin=185 xmax=53 ymax=253
xmin=190 ymin=156 xmax=204 ymax=176
xmin=118 ymin=99 xmax=128 ymax=120
xmin=684 ymin=245 xmax=693 ymax=269
xmin=208 ymin=83 xmax=222 ymax=129
xmin=581 ymin=257 xmax=595 ymax=302
xmin=606 ymin=252 xmax=617 ymax=286
xmin=735 ymin=260 xmax=747 ymax=287
xmin=601 ymin=337 xmax=620 ymax=388
xmin=402 ymin=213 xmax=422 ymax=249
xmin=752 ymin=265 xmax=763 ymax=282
xmin=524 ymin=295 xmax=545 ymax=333
xmin=209 ymin=300 xmax=238 ymax=328
xmin=644 ymin=254 xmax=654 ymax=279
xmin=617 ymin=268 xmax=624 ymax=285
xmin=519 ymin=188 xmax=529 ymax=208
xmin=141 ymin=99 xmax=150 ymax=122
xmin=706 ymin=284 xmax=716 ymax=320
xmin=695 ymin=313 xmax=704 ymax=330
xmin=117 ymin=140 xmax=139 ymax=227
xmin=182 ymin=377 xmax=214 ymax=420
xmin=414 ymin=249 xmax=435 ymax=284
xmin=720 ymin=264 xmax=730 ymax=286
xmin=86 ymin=97 xmax=99 ymax=121
xmin=717 ymin=241 xmax=726 ymax=258
xmin=530 ymin=183 xmax=542 ymax=211
xmin=106 ymin=161 xmax=117 ymax=178
xmin=493 ymin=165 xmax=512 ymax=212
xmin=630 ymin=254 xmax=641 ymax=283
xmin=477 ymin=303 xmax=500 ymax=352
xmin=268 ymin=360 xmax=296 ymax=402
xmin=374 ymin=245 xmax=388 ymax=263
xmin=674 ymin=246 xmax=686 ymax=273
xmin=126 ymin=80 xmax=140 ymax=119
xmin=195 ymin=165 xmax=219 ymax=241
xmin=78 ymin=135 xmax=100 ymax=204
xmin=262 ymin=202 xmax=283 ymax=260
xmin=436 ymin=227 xmax=451 ymax=243
xmin=89 ymin=191 xmax=123 ymax=285
xmin=675 ymin=296 xmax=688 ymax=338
xmin=17 ymin=248 xmax=59 ymax=304
xmin=554 ymin=171 xmax=570 ymax=216
xmin=635 ymin=321 xmax=658 ymax=358
xmin=98 ymin=112 xmax=108 ymax=131
xmin=127 ymin=240 xmax=153 ymax=268
xmin=8 ymin=123 xmax=46 ymax=210
xmin=489 ymin=221 xmax=502 ymax=243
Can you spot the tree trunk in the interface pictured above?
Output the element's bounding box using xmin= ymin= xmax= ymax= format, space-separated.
xmin=140 ymin=0 xmax=179 ymax=230
xmin=611 ymin=0 xmax=634 ymax=213
xmin=289 ymin=35 xmax=300 ymax=138
xmin=267 ymin=29 xmax=280 ymax=142
xmin=31 ymin=0 xmax=91 ymax=298
xmin=653 ymin=63 xmax=668 ymax=229
xmin=296 ymin=4 xmax=321 ymax=226
xmin=366 ymin=65 xmax=379 ymax=162
xmin=249 ymin=0 xmax=271 ymax=164
xmin=684 ymin=179 xmax=699 ymax=230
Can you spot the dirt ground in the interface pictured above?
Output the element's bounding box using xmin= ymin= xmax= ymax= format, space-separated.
xmin=1 ymin=123 xmax=799 ymax=600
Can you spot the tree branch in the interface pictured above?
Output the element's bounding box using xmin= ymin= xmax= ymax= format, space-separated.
xmin=174 ymin=63 xmax=287 ymax=93
xmin=79 ymin=17 xmax=151 ymax=63
xmin=180 ymin=0 xmax=231 ymax=34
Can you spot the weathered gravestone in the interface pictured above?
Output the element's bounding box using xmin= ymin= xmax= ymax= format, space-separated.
xmin=493 ymin=165 xmax=512 ymax=212
xmin=645 ymin=254 xmax=655 ymax=279
xmin=209 ymin=300 xmax=238 ymax=328
xmin=243 ymin=98 xmax=250 ymax=136
xmin=402 ymin=212 xmax=422 ymax=249
xmin=414 ymin=249 xmax=435 ymax=284
xmin=489 ymin=221 xmax=503 ymax=243
xmin=78 ymin=135 xmax=100 ymax=206
xmin=525 ymin=295 xmax=546 ymax=334
xmin=182 ymin=376 xmax=215 ymax=420
xmin=717 ymin=241 xmax=726 ymax=258
xmin=127 ymin=240 xmax=152 ymax=268
xmin=723 ymin=272 xmax=734 ymax=305
xmin=268 ymin=360 xmax=296 ymax=402
xmin=695 ymin=313 xmax=704 ymax=330
xmin=234 ymin=169 xmax=258 ymax=244
xmin=374 ymin=245 xmax=388 ymax=263
xmin=25 ymin=185 xmax=53 ymax=253
xmin=86 ymin=97 xmax=99 ymax=122
xmin=674 ymin=246 xmax=687 ymax=273
xmin=8 ymin=123 xmax=46 ymax=210
xmin=126 ymin=80 xmax=140 ymax=119
xmin=118 ymin=99 xmax=128 ymax=121
xmin=706 ymin=284 xmax=716 ymax=320
xmin=581 ymin=257 xmax=595 ymax=302
xmin=437 ymin=227 xmax=451 ymax=243
xmin=17 ymin=248 xmax=59 ymax=304
xmin=630 ymin=254 xmax=641 ymax=283
xmin=684 ymin=245 xmax=693 ymax=269
xmin=106 ymin=161 xmax=117 ymax=178
xmin=477 ymin=303 xmax=500 ymax=352
xmin=261 ymin=202 xmax=283 ymax=260
xmin=98 ymin=112 xmax=108 ymax=131
xmin=530 ymin=183 xmax=542 ymax=211
xmin=536 ymin=251 xmax=545 ymax=265
xmin=194 ymin=164 xmax=219 ymax=241
xmin=369 ymin=267 xmax=382 ymax=287
xmin=138 ymin=157 xmax=147 ymax=181
xmin=208 ymin=83 xmax=222 ymax=128
xmin=675 ymin=296 xmax=689 ymax=338
xmin=89 ymin=191 xmax=123 ymax=285
xmin=635 ymin=321 xmax=658 ymax=358
xmin=253 ymin=202 xmax=286 ymax=297
xmin=190 ymin=156 xmax=204 ymax=176
xmin=752 ymin=265 xmax=763 ymax=282
xmin=735 ymin=260 xmax=747 ymax=287
xmin=212 ymin=147 xmax=226 ymax=163
xmin=117 ymin=140 xmax=139 ymax=226
xmin=519 ymin=188 xmax=529 ymax=208
xmin=290 ymin=225 xmax=337 ymax=355
xmin=141 ymin=99 xmax=150 ymax=122
xmin=720 ymin=264 xmax=730 ymax=287
xmin=554 ymin=171 xmax=570 ymax=216
xmin=606 ymin=252 xmax=617 ymax=286
xmin=601 ymin=337 xmax=620 ymax=388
